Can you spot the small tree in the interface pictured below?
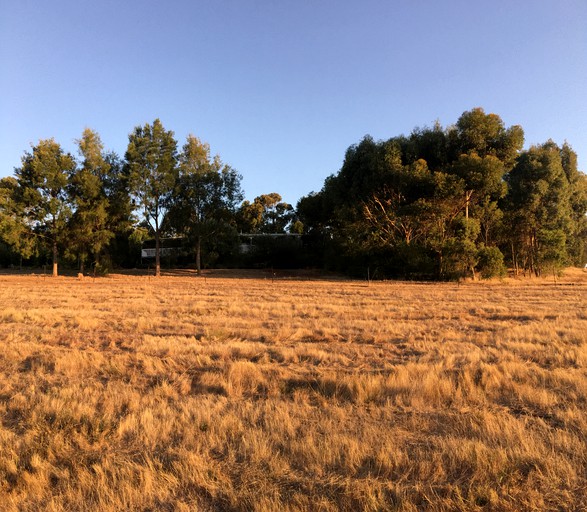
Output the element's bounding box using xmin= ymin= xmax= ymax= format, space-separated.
xmin=444 ymin=217 xmax=480 ymax=280
xmin=477 ymin=246 xmax=507 ymax=279
xmin=537 ymin=228 xmax=567 ymax=279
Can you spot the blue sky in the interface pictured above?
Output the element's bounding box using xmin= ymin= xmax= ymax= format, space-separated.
xmin=1 ymin=0 xmax=586 ymax=206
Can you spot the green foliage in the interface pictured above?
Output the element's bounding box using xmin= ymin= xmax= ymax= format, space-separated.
xmin=445 ymin=217 xmax=481 ymax=279
xmin=165 ymin=134 xmax=243 ymax=271
xmin=450 ymin=152 xmax=507 ymax=201
xmin=298 ymin=108 xmax=586 ymax=279
xmin=2 ymin=133 xmax=134 ymax=274
xmin=537 ymin=228 xmax=567 ymax=276
xmin=126 ymin=119 xmax=178 ymax=228
xmin=505 ymin=141 xmax=574 ymax=275
xmin=129 ymin=225 xmax=150 ymax=246
xmin=477 ymin=246 xmax=507 ymax=279
xmin=12 ymin=139 xmax=76 ymax=275
xmin=126 ymin=119 xmax=178 ymax=275
xmin=561 ymin=143 xmax=587 ymax=265
xmin=0 ymin=177 xmax=34 ymax=258
xmin=92 ymin=259 xmax=112 ymax=276
xmin=453 ymin=107 xmax=524 ymax=167
xmin=67 ymin=128 xmax=116 ymax=272
xmin=101 ymin=152 xmax=135 ymax=267
xmin=3 ymin=111 xmax=585 ymax=278
xmin=237 ymin=193 xmax=295 ymax=234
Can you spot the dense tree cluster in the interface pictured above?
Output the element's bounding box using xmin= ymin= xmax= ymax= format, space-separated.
xmin=0 ymin=120 xmax=294 ymax=276
xmin=2 ymin=109 xmax=586 ymax=279
xmin=298 ymin=108 xmax=587 ymax=279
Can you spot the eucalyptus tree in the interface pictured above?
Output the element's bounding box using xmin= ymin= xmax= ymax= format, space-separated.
xmin=505 ymin=141 xmax=572 ymax=275
xmin=11 ymin=139 xmax=76 ymax=276
xmin=560 ymin=143 xmax=587 ymax=264
xmin=451 ymin=107 xmax=524 ymax=167
xmin=297 ymin=109 xmax=525 ymax=278
xmin=237 ymin=193 xmax=294 ymax=234
xmin=125 ymin=119 xmax=178 ymax=276
xmin=166 ymin=135 xmax=243 ymax=273
xmin=448 ymin=108 xmax=524 ymax=246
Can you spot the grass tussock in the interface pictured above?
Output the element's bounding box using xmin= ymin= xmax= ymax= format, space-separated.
xmin=0 ymin=268 xmax=586 ymax=510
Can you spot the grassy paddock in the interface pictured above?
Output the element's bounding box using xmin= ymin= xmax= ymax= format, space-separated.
xmin=0 ymin=269 xmax=586 ymax=511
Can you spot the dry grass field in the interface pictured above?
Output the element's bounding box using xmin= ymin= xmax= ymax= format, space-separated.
xmin=0 ymin=269 xmax=586 ymax=511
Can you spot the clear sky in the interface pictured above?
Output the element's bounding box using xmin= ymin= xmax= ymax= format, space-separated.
xmin=1 ymin=0 xmax=586 ymax=206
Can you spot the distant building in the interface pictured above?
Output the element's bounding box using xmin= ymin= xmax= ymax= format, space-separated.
xmin=140 ymin=237 xmax=186 ymax=261
xmin=238 ymin=233 xmax=302 ymax=254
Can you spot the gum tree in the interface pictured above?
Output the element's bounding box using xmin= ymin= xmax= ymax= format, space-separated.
xmin=505 ymin=141 xmax=572 ymax=275
xmin=237 ymin=193 xmax=295 ymax=234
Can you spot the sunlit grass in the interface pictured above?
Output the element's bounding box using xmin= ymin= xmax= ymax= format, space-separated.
xmin=0 ymin=268 xmax=586 ymax=510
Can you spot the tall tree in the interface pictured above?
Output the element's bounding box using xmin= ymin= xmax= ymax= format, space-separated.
xmin=237 ymin=193 xmax=295 ymax=234
xmin=12 ymin=139 xmax=76 ymax=276
xmin=449 ymin=109 xmax=523 ymax=230
xmin=101 ymin=152 xmax=135 ymax=268
xmin=67 ymin=128 xmax=114 ymax=273
xmin=125 ymin=119 xmax=178 ymax=276
xmin=560 ymin=143 xmax=587 ymax=264
xmin=505 ymin=141 xmax=572 ymax=275
xmin=449 ymin=152 xmax=506 ymax=220
xmin=297 ymin=108 xmax=526 ymax=279
xmin=0 ymin=177 xmax=37 ymax=262
xmin=452 ymin=107 xmax=524 ymax=167
xmin=166 ymin=135 xmax=243 ymax=273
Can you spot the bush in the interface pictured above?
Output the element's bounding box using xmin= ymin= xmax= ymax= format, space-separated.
xmin=93 ymin=257 xmax=112 ymax=276
xmin=477 ymin=246 xmax=507 ymax=279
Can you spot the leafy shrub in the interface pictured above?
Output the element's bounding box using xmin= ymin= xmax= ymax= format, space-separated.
xmin=477 ymin=246 xmax=507 ymax=279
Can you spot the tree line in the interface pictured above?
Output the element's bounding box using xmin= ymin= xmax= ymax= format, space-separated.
xmin=297 ymin=108 xmax=587 ymax=279
xmin=0 ymin=119 xmax=296 ymax=276
xmin=1 ymin=109 xmax=586 ymax=279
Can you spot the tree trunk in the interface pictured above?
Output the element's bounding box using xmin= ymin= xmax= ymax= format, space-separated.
xmin=196 ymin=235 xmax=201 ymax=275
xmin=483 ymin=224 xmax=490 ymax=246
xmin=80 ymin=259 xmax=85 ymax=275
xmin=511 ymin=242 xmax=518 ymax=276
xmin=437 ymin=252 xmax=443 ymax=280
xmin=465 ymin=190 xmax=473 ymax=220
xmin=155 ymin=228 xmax=161 ymax=277
xmin=530 ymin=231 xmax=540 ymax=277
xmin=52 ymin=240 xmax=58 ymax=277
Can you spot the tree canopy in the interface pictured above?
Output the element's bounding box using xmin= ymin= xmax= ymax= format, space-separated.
xmin=1 ymin=109 xmax=585 ymax=279
xmin=298 ymin=108 xmax=587 ymax=279
xmin=11 ymin=139 xmax=76 ymax=276
xmin=125 ymin=119 xmax=178 ymax=276
xmin=165 ymin=135 xmax=243 ymax=273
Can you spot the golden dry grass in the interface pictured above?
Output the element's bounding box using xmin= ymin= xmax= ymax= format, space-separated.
xmin=0 ymin=269 xmax=586 ymax=511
